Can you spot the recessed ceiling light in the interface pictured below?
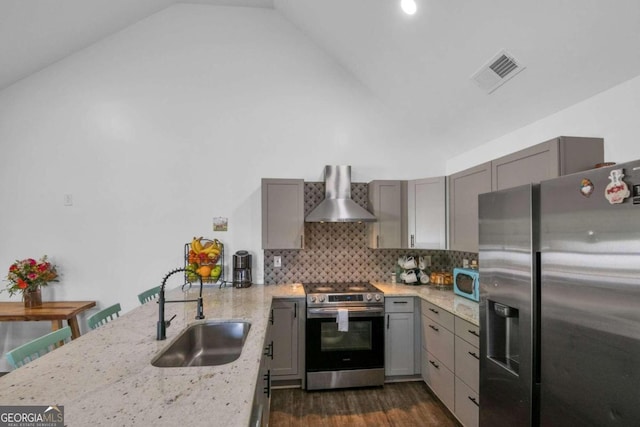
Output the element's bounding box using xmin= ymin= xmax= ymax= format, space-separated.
xmin=401 ymin=0 xmax=417 ymax=15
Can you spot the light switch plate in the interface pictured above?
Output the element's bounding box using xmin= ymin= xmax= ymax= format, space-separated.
xmin=274 ymin=256 xmax=282 ymax=268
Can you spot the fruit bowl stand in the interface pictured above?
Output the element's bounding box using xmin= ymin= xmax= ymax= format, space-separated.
xmin=183 ymin=239 xmax=227 ymax=288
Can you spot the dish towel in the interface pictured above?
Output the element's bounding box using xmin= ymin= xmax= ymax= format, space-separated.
xmin=337 ymin=308 xmax=349 ymax=332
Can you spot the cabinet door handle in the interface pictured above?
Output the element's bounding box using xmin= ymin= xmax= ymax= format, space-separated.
xmin=468 ymin=351 xmax=479 ymax=360
xmin=387 ymin=314 xmax=390 ymax=329
xmin=411 ymin=234 xmax=415 ymax=248
xmin=294 ymin=302 xmax=297 ymax=318
xmin=264 ymin=341 xmax=274 ymax=359
xmin=468 ymin=396 xmax=479 ymax=407
xmin=269 ymin=309 xmax=274 ymax=325
xmin=429 ymin=324 xmax=439 ymax=332
xmin=468 ymin=329 xmax=480 ymax=337
xmin=429 ymin=360 xmax=440 ymax=369
xmin=393 ymin=301 xmax=408 ymax=304
xmin=263 ymin=369 xmax=271 ymax=397
xmin=429 ymin=308 xmax=439 ymax=315
xmin=376 ymin=235 xmax=380 ymax=249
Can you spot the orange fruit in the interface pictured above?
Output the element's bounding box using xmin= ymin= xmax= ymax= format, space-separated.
xmin=196 ymin=266 xmax=211 ymax=277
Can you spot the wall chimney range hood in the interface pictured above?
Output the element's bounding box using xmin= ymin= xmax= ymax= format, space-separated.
xmin=305 ymin=165 xmax=377 ymax=223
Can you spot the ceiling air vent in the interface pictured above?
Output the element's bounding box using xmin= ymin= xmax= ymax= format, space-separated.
xmin=471 ymin=49 xmax=525 ymax=93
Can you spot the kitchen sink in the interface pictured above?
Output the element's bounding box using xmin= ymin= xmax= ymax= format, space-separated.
xmin=151 ymin=320 xmax=251 ymax=367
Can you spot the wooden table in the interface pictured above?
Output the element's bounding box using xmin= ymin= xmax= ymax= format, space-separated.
xmin=0 ymin=301 xmax=96 ymax=339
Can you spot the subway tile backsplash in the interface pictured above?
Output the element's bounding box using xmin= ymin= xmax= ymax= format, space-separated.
xmin=263 ymin=182 xmax=478 ymax=285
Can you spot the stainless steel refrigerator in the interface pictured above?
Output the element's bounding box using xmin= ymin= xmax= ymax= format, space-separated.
xmin=479 ymin=159 xmax=640 ymax=426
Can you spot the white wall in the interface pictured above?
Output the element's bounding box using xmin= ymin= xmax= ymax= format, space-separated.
xmin=0 ymin=4 xmax=433 ymax=369
xmin=446 ymin=74 xmax=640 ymax=174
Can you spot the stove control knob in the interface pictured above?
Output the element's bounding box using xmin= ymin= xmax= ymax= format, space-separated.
xmin=319 ymin=295 xmax=325 ymax=302
xmin=366 ymin=294 xmax=372 ymax=301
xmin=310 ymin=296 xmax=316 ymax=303
xmin=374 ymin=294 xmax=381 ymax=301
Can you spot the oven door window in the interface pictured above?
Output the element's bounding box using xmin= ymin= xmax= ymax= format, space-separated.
xmin=321 ymin=321 xmax=371 ymax=352
xmin=306 ymin=315 xmax=384 ymax=371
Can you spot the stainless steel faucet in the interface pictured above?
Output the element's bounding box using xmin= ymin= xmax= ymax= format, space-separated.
xmin=157 ymin=267 xmax=205 ymax=340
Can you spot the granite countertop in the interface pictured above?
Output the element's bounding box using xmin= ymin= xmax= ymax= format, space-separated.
xmin=0 ymin=282 xmax=477 ymax=427
xmin=0 ymin=283 xmax=305 ymax=427
xmin=373 ymin=282 xmax=479 ymax=326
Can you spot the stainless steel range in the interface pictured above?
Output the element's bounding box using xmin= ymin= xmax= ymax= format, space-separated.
xmin=303 ymin=282 xmax=385 ymax=391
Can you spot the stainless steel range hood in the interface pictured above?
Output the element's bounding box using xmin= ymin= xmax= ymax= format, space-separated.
xmin=305 ymin=165 xmax=377 ymax=223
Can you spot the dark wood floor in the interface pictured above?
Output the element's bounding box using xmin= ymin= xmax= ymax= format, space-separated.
xmin=270 ymin=381 xmax=460 ymax=427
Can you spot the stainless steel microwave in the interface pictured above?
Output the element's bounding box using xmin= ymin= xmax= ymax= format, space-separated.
xmin=453 ymin=268 xmax=479 ymax=302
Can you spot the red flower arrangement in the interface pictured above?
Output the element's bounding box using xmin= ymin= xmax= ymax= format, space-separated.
xmin=3 ymin=256 xmax=59 ymax=297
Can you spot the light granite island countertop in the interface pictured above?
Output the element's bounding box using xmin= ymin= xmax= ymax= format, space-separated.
xmin=0 ymin=283 xmax=305 ymax=427
xmin=0 ymin=281 xmax=477 ymax=427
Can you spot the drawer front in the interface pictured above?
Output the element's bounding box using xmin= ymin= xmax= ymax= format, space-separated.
xmin=422 ymin=350 xmax=454 ymax=411
xmin=385 ymin=296 xmax=415 ymax=313
xmin=421 ymin=300 xmax=454 ymax=332
xmin=421 ymin=314 xmax=454 ymax=370
xmin=455 ymin=316 xmax=480 ymax=347
xmin=455 ymin=376 xmax=479 ymax=427
xmin=454 ymin=336 xmax=479 ymax=392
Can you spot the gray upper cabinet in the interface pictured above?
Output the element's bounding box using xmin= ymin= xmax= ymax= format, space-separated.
xmin=491 ymin=136 xmax=604 ymax=191
xmin=261 ymin=178 xmax=305 ymax=249
xmin=448 ymin=162 xmax=492 ymax=253
xmin=448 ymin=136 xmax=604 ymax=253
xmin=368 ymin=180 xmax=405 ymax=249
xmin=407 ymin=177 xmax=446 ymax=249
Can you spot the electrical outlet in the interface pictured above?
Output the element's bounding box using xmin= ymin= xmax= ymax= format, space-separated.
xmin=63 ymin=194 xmax=73 ymax=206
xmin=274 ymin=256 xmax=282 ymax=268
xmin=424 ymin=255 xmax=431 ymax=267
xmin=463 ymin=258 xmax=469 ymax=268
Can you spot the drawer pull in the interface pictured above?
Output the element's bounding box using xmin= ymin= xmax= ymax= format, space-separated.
xmin=429 ymin=360 xmax=440 ymax=369
xmin=429 ymin=324 xmax=439 ymax=332
xmin=468 ymin=329 xmax=480 ymax=337
xmin=468 ymin=396 xmax=479 ymax=407
xmin=393 ymin=301 xmax=408 ymax=304
xmin=429 ymin=307 xmax=439 ymax=314
xmin=468 ymin=351 xmax=479 ymax=360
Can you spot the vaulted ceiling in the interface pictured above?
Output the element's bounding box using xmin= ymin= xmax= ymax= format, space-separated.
xmin=2 ymin=0 xmax=640 ymax=155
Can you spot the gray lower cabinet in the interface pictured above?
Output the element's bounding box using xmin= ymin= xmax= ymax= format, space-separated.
xmin=385 ymin=297 xmax=418 ymax=376
xmin=421 ymin=300 xmax=455 ymax=411
xmin=491 ymin=136 xmax=603 ymax=191
xmin=454 ymin=317 xmax=480 ymax=427
xmin=421 ymin=300 xmax=480 ymax=427
xmin=270 ymin=299 xmax=303 ymax=379
xmin=368 ymin=180 xmax=404 ymax=249
xmin=407 ymin=177 xmax=446 ymax=249
xmin=447 ymin=162 xmax=492 ymax=253
xmin=261 ymin=178 xmax=305 ymax=249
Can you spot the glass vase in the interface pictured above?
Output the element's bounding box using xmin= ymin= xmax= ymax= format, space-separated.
xmin=23 ymin=288 xmax=42 ymax=308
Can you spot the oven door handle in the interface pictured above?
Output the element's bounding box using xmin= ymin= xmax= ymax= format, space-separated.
xmin=307 ymin=306 xmax=385 ymax=318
